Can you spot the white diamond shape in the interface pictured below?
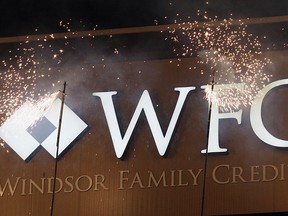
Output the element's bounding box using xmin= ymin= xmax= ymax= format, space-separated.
xmin=0 ymin=118 xmax=40 ymax=160
xmin=0 ymin=98 xmax=87 ymax=160
xmin=41 ymin=98 xmax=87 ymax=158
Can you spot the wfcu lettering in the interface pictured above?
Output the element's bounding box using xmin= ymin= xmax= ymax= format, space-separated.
xmin=0 ymin=79 xmax=287 ymax=160
xmin=93 ymin=79 xmax=288 ymax=158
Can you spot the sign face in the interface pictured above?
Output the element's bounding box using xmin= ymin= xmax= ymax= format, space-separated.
xmin=0 ymin=51 xmax=288 ymax=216
xmin=93 ymin=79 xmax=288 ymax=158
xmin=0 ymin=99 xmax=87 ymax=160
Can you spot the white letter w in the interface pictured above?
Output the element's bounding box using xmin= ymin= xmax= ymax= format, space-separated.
xmin=93 ymin=87 xmax=195 ymax=158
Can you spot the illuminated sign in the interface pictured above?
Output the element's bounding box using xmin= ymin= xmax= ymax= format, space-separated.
xmin=93 ymin=79 xmax=288 ymax=158
xmin=1 ymin=79 xmax=287 ymax=161
xmin=0 ymin=99 xmax=87 ymax=160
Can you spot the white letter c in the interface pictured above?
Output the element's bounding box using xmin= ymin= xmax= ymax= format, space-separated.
xmin=250 ymin=79 xmax=288 ymax=147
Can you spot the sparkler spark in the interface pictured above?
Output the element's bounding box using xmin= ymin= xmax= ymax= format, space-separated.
xmin=166 ymin=16 xmax=273 ymax=111
xmin=0 ymin=92 xmax=60 ymax=151
xmin=0 ymin=27 xmax=67 ymax=126
xmin=0 ymin=26 xmax=68 ymax=153
xmin=1 ymin=92 xmax=59 ymax=130
xmin=0 ymin=20 xmax=94 ymax=150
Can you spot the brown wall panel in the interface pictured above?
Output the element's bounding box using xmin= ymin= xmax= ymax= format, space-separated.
xmin=1 ymin=51 xmax=288 ymax=215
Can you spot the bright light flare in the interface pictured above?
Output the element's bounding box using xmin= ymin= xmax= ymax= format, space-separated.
xmin=1 ymin=92 xmax=59 ymax=129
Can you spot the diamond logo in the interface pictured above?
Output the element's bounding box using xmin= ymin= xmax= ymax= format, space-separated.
xmin=27 ymin=116 xmax=57 ymax=144
xmin=0 ymin=98 xmax=88 ymax=160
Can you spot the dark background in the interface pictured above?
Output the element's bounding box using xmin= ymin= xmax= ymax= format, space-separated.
xmin=0 ymin=0 xmax=287 ymax=36
xmin=0 ymin=0 xmax=287 ymax=62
